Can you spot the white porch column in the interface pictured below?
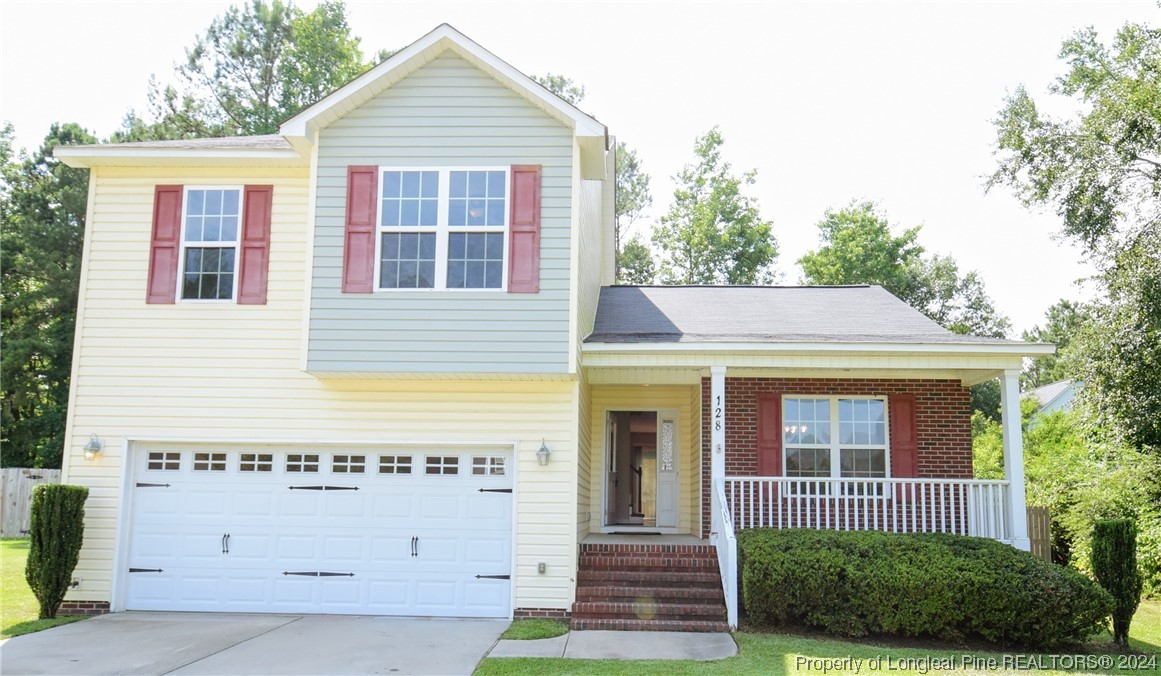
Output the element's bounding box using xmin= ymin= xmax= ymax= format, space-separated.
xmin=710 ymin=366 xmax=726 ymax=535
xmin=1000 ymin=369 xmax=1031 ymax=551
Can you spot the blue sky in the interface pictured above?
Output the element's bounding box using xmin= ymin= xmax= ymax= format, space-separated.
xmin=3 ymin=0 xmax=1154 ymax=333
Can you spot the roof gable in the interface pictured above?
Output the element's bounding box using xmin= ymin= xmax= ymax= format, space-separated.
xmin=280 ymin=23 xmax=608 ymax=176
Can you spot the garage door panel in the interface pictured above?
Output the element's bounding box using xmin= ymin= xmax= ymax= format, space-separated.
xmin=232 ymin=490 xmax=277 ymax=519
xmin=321 ymin=535 xmax=366 ymax=563
xmin=371 ymin=493 xmax=413 ymax=518
xmin=465 ymin=579 xmax=510 ymax=612
xmin=465 ymin=536 xmax=510 ymax=566
xmin=279 ymin=491 xmax=324 ymax=517
xmin=275 ymin=534 xmax=318 ymax=561
xmin=367 ymin=580 xmax=410 ymax=610
xmin=126 ymin=446 xmax=513 ymax=618
xmin=369 ymin=535 xmax=412 ymax=563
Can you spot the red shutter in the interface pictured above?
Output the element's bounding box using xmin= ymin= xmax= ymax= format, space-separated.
xmin=237 ymin=185 xmax=273 ymax=304
xmin=889 ymin=393 xmax=919 ymax=477
xmin=508 ymin=164 xmax=541 ymax=293
xmin=757 ymin=393 xmax=783 ymax=476
xmin=146 ymin=185 xmax=183 ymax=304
xmin=342 ymin=165 xmax=378 ymax=293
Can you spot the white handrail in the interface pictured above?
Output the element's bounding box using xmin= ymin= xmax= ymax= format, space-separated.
xmin=724 ymin=476 xmax=1011 ymax=542
xmin=712 ymin=477 xmax=738 ymax=629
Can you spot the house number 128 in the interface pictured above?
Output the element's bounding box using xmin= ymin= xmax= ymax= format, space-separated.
xmin=714 ymin=395 xmax=723 ymax=431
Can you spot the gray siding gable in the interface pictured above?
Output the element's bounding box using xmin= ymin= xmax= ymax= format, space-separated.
xmin=308 ymin=53 xmax=575 ymax=374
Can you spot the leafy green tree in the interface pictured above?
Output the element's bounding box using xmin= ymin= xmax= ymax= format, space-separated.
xmin=532 ymin=73 xmax=585 ymax=106
xmin=533 ymin=74 xmax=655 ymax=283
xmin=119 ymin=0 xmax=373 ymax=140
xmin=614 ymin=142 xmax=653 ymax=281
xmin=1022 ymin=299 xmax=1090 ymax=387
xmin=990 ymin=21 xmax=1161 ymax=454
xmin=1070 ymin=230 xmax=1161 ymax=452
xmin=799 ymin=201 xmax=923 ymax=295
xmin=799 ymin=201 xmax=1010 ymax=338
xmin=1 ymin=123 xmax=96 ymax=468
xmin=618 ymin=235 xmax=656 ymax=285
xmin=989 ymin=24 xmax=1161 ymax=251
xmin=652 ymin=127 xmax=778 ymax=284
xmin=972 ymin=405 xmax=1161 ymax=591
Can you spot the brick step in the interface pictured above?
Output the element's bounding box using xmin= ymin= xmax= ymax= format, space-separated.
xmin=569 ymin=618 xmax=729 ymax=633
xmin=572 ymin=601 xmax=727 ymax=620
xmin=577 ymin=555 xmax=720 ymax=571
xmin=576 ymin=570 xmax=723 ymax=587
xmin=575 ymin=585 xmax=724 ymax=602
xmin=579 ymin=544 xmax=717 ymax=558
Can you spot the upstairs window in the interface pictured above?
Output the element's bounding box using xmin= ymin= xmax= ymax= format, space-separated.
xmin=376 ymin=169 xmax=508 ymax=290
xmin=181 ymin=188 xmax=241 ymax=300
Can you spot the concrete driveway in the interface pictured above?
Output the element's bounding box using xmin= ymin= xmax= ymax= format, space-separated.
xmin=0 ymin=612 xmax=508 ymax=675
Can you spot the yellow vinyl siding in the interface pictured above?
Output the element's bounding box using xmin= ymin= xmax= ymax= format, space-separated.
xmin=586 ymin=385 xmax=700 ymax=535
xmin=577 ymin=375 xmax=593 ymax=544
xmin=63 ymin=166 xmax=579 ymax=612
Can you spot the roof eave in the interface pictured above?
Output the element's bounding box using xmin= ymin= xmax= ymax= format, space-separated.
xmin=582 ymin=340 xmax=1056 ymax=357
xmin=53 ymin=146 xmax=308 ymax=169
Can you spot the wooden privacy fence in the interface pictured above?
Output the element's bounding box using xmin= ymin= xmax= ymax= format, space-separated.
xmin=1027 ymin=505 xmax=1052 ymax=562
xmin=1 ymin=468 xmax=62 ymax=537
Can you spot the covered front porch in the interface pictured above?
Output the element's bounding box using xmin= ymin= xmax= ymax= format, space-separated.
xmin=580 ymin=285 xmax=1054 ymax=628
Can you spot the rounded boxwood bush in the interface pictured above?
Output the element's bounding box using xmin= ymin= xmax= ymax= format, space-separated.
xmin=738 ymin=529 xmax=1113 ymax=649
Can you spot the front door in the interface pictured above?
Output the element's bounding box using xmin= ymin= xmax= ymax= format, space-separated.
xmin=604 ymin=410 xmax=679 ymax=530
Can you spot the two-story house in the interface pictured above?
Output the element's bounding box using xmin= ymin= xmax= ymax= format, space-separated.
xmin=56 ymin=24 xmax=1050 ymax=631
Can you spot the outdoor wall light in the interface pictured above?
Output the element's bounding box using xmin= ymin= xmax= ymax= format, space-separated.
xmin=536 ymin=440 xmax=551 ymax=466
xmin=83 ymin=434 xmax=103 ymax=461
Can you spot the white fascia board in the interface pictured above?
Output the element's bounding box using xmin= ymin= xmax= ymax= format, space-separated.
xmin=279 ymin=24 xmax=607 ymax=147
xmin=53 ymin=147 xmax=307 ymax=168
xmin=582 ymin=341 xmax=1056 ymax=357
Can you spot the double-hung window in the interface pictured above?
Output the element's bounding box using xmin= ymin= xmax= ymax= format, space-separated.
xmin=377 ymin=168 xmax=508 ymax=290
xmin=180 ymin=187 xmax=241 ymax=301
xmin=783 ymin=396 xmax=890 ymax=493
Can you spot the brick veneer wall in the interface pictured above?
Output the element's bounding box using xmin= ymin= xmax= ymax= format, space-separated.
xmin=514 ymin=607 xmax=570 ymax=620
xmin=700 ymin=377 xmax=972 ymax=536
xmin=58 ymin=601 xmax=111 ymax=616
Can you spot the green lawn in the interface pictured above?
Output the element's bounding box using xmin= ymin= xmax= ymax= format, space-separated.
xmin=1 ymin=538 xmax=87 ymax=638
xmin=501 ymin=619 xmax=570 ymax=640
xmin=476 ymin=600 xmax=1161 ymax=675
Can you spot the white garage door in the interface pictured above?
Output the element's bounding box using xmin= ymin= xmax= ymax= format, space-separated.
xmin=124 ymin=446 xmax=513 ymax=617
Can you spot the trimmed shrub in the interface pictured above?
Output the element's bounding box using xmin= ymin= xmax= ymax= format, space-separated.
xmin=738 ymin=529 xmax=1113 ymax=649
xmin=1091 ymin=519 xmax=1142 ymax=644
xmin=25 ymin=484 xmax=89 ymax=619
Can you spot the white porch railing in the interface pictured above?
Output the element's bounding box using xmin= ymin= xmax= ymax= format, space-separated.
xmin=711 ymin=478 xmax=738 ymax=629
xmin=724 ymin=477 xmax=1011 ymax=541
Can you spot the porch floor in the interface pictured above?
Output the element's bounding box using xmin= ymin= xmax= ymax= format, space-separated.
xmin=582 ymin=533 xmax=706 ymax=546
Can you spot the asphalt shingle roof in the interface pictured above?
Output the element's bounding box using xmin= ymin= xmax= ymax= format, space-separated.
xmin=585 ymin=285 xmax=1026 ymax=345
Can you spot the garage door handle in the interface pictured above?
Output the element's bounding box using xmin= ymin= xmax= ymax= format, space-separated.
xmin=411 ymin=536 xmax=418 ymax=557
xmin=222 ymin=533 xmax=230 ymax=554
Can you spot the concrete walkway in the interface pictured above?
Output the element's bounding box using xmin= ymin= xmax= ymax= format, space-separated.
xmin=487 ymin=630 xmax=737 ymax=661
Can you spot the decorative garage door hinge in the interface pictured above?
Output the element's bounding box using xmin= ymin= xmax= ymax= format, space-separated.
xmin=128 ymin=567 xmax=164 ymax=573
xmin=135 ymin=482 xmax=171 ymax=488
xmin=474 ymin=574 xmax=511 ymax=580
xmin=282 ymin=571 xmax=356 ymax=577
xmin=477 ymin=488 xmax=512 ymax=493
xmin=287 ymin=485 xmax=359 ymax=491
